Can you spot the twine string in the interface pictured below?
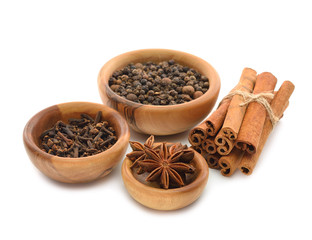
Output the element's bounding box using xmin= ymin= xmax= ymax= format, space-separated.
xmin=220 ymin=90 xmax=279 ymax=127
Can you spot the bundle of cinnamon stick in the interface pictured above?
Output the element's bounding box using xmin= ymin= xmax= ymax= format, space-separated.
xmin=189 ymin=68 xmax=295 ymax=176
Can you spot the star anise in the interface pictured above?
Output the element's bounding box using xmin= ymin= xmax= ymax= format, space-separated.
xmin=138 ymin=142 xmax=195 ymax=189
xmin=168 ymin=142 xmax=188 ymax=154
xmin=126 ymin=135 xmax=158 ymax=174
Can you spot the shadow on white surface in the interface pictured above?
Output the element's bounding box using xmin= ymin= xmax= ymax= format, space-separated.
xmin=32 ymin=163 xmax=121 ymax=190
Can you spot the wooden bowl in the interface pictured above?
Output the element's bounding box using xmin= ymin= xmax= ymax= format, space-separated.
xmin=23 ymin=102 xmax=130 ymax=183
xmin=98 ymin=49 xmax=221 ymax=135
xmin=121 ymin=149 xmax=209 ymax=210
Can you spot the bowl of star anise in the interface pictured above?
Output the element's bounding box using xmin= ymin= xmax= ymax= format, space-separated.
xmin=121 ymin=136 xmax=209 ymax=210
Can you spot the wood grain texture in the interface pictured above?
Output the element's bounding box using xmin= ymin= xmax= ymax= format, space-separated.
xmin=98 ymin=49 xmax=221 ymax=135
xmin=121 ymin=149 xmax=209 ymax=211
xmin=23 ymin=102 xmax=130 ymax=183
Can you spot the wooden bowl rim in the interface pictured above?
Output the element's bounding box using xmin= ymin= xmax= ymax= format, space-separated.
xmin=98 ymin=48 xmax=221 ymax=110
xmin=23 ymin=101 xmax=130 ymax=163
xmin=122 ymin=148 xmax=209 ymax=194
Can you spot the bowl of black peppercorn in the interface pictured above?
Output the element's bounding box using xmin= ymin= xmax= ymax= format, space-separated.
xmin=98 ymin=49 xmax=221 ymax=135
xmin=23 ymin=102 xmax=130 ymax=183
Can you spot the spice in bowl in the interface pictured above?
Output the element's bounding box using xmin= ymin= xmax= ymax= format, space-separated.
xmin=109 ymin=60 xmax=209 ymax=105
xmin=126 ymin=135 xmax=196 ymax=189
xmin=40 ymin=111 xmax=117 ymax=158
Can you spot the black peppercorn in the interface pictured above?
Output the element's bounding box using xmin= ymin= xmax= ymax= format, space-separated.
xmin=135 ymin=63 xmax=143 ymax=69
xmin=109 ymin=77 xmax=115 ymax=85
xmin=172 ymin=77 xmax=180 ymax=83
xmin=140 ymin=78 xmax=147 ymax=85
xmin=153 ymin=86 xmax=160 ymax=92
xmin=121 ymin=75 xmax=128 ymax=81
xmin=178 ymin=80 xmax=185 ymax=86
xmin=152 ymin=99 xmax=160 ymax=105
xmin=138 ymin=95 xmax=145 ymax=102
xmin=173 ymin=71 xmax=180 ymax=77
xmin=147 ymin=90 xmax=155 ymax=96
xmin=110 ymin=85 xmax=120 ymax=92
xmin=109 ymin=59 xmax=209 ymax=105
xmin=182 ymin=86 xmax=195 ymax=96
xmin=146 ymin=81 xmax=153 ymax=89
xmin=182 ymin=66 xmax=189 ymax=72
xmin=161 ymin=78 xmax=172 ymax=86
xmin=162 ymin=62 xmax=169 ymax=68
xmin=187 ymin=80 xmax=194 ymax=86
xmin=201 ymin=75 xmax=208 ymax=81
xmin=133 ymin=89 xmax=140 ymax=96
xmin=169 ymin=89 xmax=178 ymax=97
xmin=150 ymin=65 xmax=157 ymax=71
xmin=193 ymin=91 xmax=204 ymax=99
xmin=147 ymin=96 xmax=154 ymax=102
xmin=133 ymin=80 xmax=141 ymax=87
xmin=176 ymin=86 xmax=182 ymax=93
xmin=126 ymin=94 xmax=138 ymax=101
xmin=142 ymin=85 xmax=149 ymax=92
xmin=195 ymin=86 xmax=203 ymax=92
xmin=157 ymin=69 xmax=164 ymax=75
xmin=160 ymin=99 xmax=167 ymax=105
xmin=184 ymin=76 xmax=190 ymax=82
xmin=186 ymin=70 xmax=193 ymax=76
xmin=189 ymin=76 xmax=196 ymax=81
xmin=168 ymin=59 xmax=175 ymax=65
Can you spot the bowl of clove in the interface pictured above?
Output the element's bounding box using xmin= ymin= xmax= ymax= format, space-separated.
xmin=121 ymin=136 xmax=209 ymax=210
xmin=23 ymin=102 xmax=130 ymax=183
xmin=98 ymin=48 xmax=221 ymax=135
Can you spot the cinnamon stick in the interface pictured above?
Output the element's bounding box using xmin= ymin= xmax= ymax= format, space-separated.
xmin=235 ymin=72 xmax=277 ymax=154
xmin=188 ymin=121 xmax=208 ymax=147
xmin=219 ymin=148 xmax=244 ymax=176
xmin=239 ymin=81 xmax=295 ymax=175
xmin=192 ymin=68 xmax=255 ymax=140
xmin=221 ymin=68 xmax=257 ymax=140
xmin=214 ymin=134 xmax=234 ymax=155
xmin=201 ymin=137 xmax=217 ymax=154
xmin=203 ymin=68 xmax=257 ymax=155
xmin=205 ymin=100 xmax=231 ymax=137
xmin=206 ymin=153 xmax=221 ymax=170
xmin=190 ymin=145 xmax=204 ymax=155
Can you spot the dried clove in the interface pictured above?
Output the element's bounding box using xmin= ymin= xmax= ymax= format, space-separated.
xmin=40 ymin=111 xmax=117 ymax=158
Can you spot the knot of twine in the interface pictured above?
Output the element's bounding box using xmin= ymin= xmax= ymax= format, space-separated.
xmin=220 ymin=90 xmax=279 ymax=127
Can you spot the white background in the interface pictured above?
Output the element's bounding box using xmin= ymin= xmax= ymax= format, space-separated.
xmin=1 ymin=0 xmax=311 ymax=239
